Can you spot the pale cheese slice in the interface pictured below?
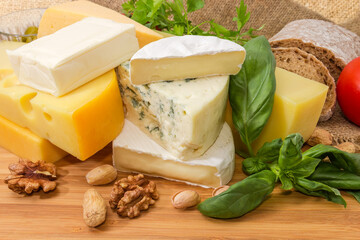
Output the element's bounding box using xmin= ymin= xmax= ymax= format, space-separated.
xmin=7 ymin=17 xmax=139 ymax=96
xmin=37 ymin=0 xmax=163 ymax=48
xmin=113 ymin=120 xmax=235 ymax=188
xmin=130 ymin=35 xmax=246 ymax=85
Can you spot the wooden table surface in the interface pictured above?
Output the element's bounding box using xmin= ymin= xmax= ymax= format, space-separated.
xmin=0 ymin=144 xmax=360 ymax=240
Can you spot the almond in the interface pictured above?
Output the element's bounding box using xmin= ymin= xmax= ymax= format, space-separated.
xmin=212 ymin=185 xmax=230 ymax=197
xmin=86 ymin=164 xmax=117 ymax=186
xmin=83 ymin=189 xmax=107 ymax=227
xmin=171 ymin=190 xmax=201 ymax=209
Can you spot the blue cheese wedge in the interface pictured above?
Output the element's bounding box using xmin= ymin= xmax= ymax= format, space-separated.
xmin=130 ymin=35 xmax=246 ymax=85
xmin=113 ymin=120 xmax=235 ymax=188
xmin=7 ymin=17 xmax=139 ymax=96
xmin=119 ymin=62 xmax=229 ymax=160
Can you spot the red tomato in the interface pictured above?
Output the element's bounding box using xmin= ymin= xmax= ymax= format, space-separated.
xmin=337 ymin=57 xmax=360 ymax=126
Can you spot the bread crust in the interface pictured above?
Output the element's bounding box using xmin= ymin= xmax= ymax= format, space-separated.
xmin=270 ymin=19 xmax=360 ymax=81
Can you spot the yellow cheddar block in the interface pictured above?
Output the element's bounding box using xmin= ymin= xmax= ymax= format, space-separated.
xmin=226 ymin=67 xmax=328 ymax=153
xmin=0 ymin=115 xmax=67 ymax=162
xmin=37 ymin=0 xmax=163 ymax=48
xmin=0 ymin=70 xmax=124 ymax=160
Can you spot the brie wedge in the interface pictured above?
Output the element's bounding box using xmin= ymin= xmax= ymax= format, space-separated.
xmin=130 ymin=35 xmax=246 ymax=84
xmin=113 ymin=120 xmax=235 ymax=188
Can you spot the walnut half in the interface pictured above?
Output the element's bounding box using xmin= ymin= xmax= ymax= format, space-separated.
xmin=4 ymin=159 xmax=57 ymax=194
xmin=109 ymin=174 xmax=159 ymax=218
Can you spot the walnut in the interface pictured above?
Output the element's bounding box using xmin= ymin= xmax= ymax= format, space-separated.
xmin=109 ymin=174 xmax=159 ymax=218
xmin=4 ymin=159 xmax=57 ymax=194
xmin=307 ymin=127 xmax=333 ymax=146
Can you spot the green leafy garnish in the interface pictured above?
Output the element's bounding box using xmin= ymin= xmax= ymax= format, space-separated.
xmin=309 ymin=162 xmax=360 ymax=190
xmin=198 ymin=170 xmax=276 ymax=219
xmin=121 ymin=0 xmax=263 ymax=45
xmin=229 ymin=36 xmax=276 ymax=156
xmin=303 ymin=144 xmax=360 ymax=175
xmin=241 ymin=133 xmax=360 ymax=208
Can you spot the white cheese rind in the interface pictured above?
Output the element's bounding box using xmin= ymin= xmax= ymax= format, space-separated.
xmin=7 ymin=17 xmax=139 ymax=96
xmin=119 ymin=62 xmax=229 ymax=160
xmin=113 ymin=120 xmax=235 ymax=188
xmin=129 ymin=35 xmax=246 ymax=84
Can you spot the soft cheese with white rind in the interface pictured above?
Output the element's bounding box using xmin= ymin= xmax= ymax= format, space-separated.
xmin=130 ymin=35 xmax=246 ymax=85
xmin=119 ymin=62 xmax=229 ymax=160
xmin=7 ymin=17 xmax=139 ymax=96
xmin=113 ymin=120 xmax=235 ymax=188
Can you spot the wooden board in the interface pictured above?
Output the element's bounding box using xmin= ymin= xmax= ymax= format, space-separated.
xmin=0 ymin=145 xmax=360 ymax=240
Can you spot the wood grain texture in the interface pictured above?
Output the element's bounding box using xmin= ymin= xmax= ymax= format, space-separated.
xmin=0 ymin=145 xmax=360 ymax=240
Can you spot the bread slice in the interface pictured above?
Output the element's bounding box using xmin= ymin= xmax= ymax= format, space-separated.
xmin=272 ymin=47 xmax=336 ymax=122
xmin=270 ymin=19 xmax=360 ymax=81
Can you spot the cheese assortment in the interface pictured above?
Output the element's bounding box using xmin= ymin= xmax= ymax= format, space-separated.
xmin=226 ymin=67 xmax=328 ymax=152
xmin=119 ymin=62 xmax=229 ymax=160
xmin=113 ymin=120 xmax=235 ymax=188
xmin=37 ymin=0 xmax=163 ymax=48
xmin=0 ymin=0 xmax=332 ymax=192
xmin=130 ymin=35 xmax=246 ymax=84
xmin=0 ymin=70 xmax=124 ymax=160
xmin=0 ymin=114 xmax=67 ymax=162
xmin=7 ymin=17 xmax=139 ymax=96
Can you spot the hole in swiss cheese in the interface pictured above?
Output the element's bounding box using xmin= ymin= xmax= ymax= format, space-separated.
xmin=20 ymin=92 xmax=37 ymax=114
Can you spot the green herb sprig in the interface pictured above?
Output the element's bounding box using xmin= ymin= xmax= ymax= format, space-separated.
xmin=199 ymin=134 xmax=360 ymax=219
xmin=122 ymin=0 xmax=263 ymax=45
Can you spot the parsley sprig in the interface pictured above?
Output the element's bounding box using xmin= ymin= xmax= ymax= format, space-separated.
xmin=122 ymin=0 xmax=263 ymax=45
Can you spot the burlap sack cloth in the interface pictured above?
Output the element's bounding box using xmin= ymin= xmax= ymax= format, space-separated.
xmin=1 ymin=0 xmax=360 ymax=145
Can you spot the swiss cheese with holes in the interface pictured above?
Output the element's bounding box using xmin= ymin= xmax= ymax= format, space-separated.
xmin=0 ymin=69 xmax=124 ymax=160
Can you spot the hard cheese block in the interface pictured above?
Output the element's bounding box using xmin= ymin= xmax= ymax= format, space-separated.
xmin=130 ymin=35 xmax=246 ymax=84
xmin=0 ymin=115 xmax=67 ymax=162
xmin=226 ymin=67 xmax=328 ymax=152
xmin=7 ymin=17 xmax=139 ymax=96
xmin=119 ymin=62 xmax=229 ymax=160
xmin=0 ymin=41 xmax=67 ymax=162
xmin=0 ymin=70 xmax=124 ymax=160
xmin=37 ymin=0 xmax=163 ymax=48
xmin=113 ymin=120 xmax=235 ymax=188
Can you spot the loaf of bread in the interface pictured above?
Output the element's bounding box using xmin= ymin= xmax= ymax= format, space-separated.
xmin=272 ymin=47 xmax=336 ymax=122
xmin=270 ymin=19 xmax=360 ymax=81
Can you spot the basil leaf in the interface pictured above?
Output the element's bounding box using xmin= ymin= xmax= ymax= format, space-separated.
xmin=303 ymin=144 xmax=360 ymax=175
xmin=229 ymin=36 xmax=276 ymax=156
xmin=309 ymin=162 xmax=360 ymax=189
xmin=279 ymin=173 xmax=293 ymax=190
xmin=278 ymin=133 xmax=304 ymax=170
xmin=242 ymin=138 xmax=282 ymax=175
xmin=291 ymin=157 xmax=321 ymax=178
xmin=187 ymin=0 xmax=204 ymax=13
xmin=347 ymin=191 xmax=360 ymax=203
xmin=278 ymin=157 xmax=320 ymax=190
xmin=242 ymin=156 xmax=268 ymax=175
xmin=198 ymin=170 xmax=276 ymax=219
xmin=294 ymin=178 xmax=346 ymax=207
xmin=256 ymin=138 xmax=283 ymax=161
